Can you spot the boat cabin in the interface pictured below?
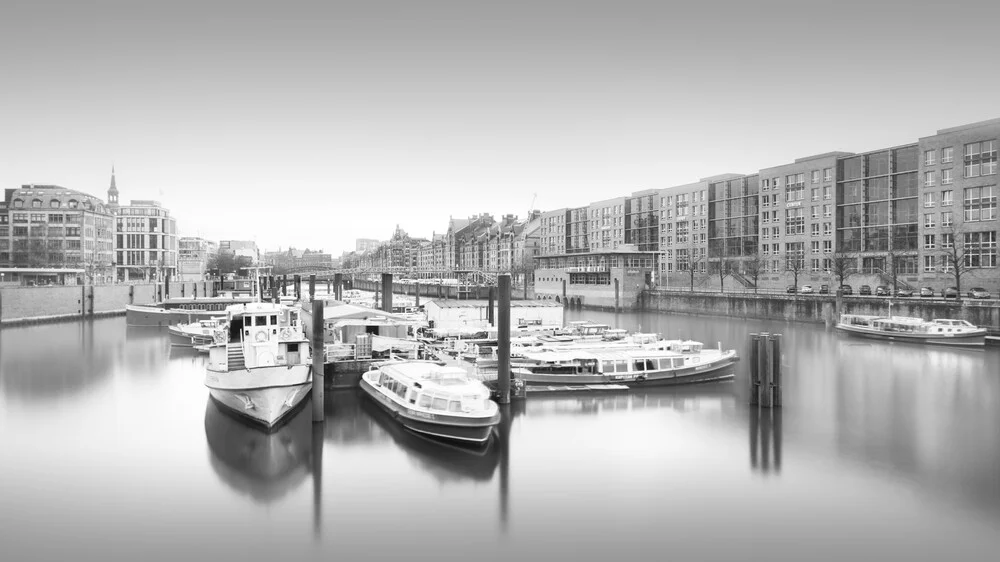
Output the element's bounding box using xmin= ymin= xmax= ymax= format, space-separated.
xmin=209 ymin=303 xmax=309 ymax=370
xmin=372 ymin=363 xmax=492 ymax=415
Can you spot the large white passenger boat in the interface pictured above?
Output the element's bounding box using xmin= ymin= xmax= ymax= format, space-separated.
xmin=836 ymin=314 xmax=986 ymax=347
xmin=514 ymin=340 xmax=739 ymax=387
xmin=205 ymin=302 xmax=313 ymax=428
xmin=360 ymin=360 xmax=501 ymax=445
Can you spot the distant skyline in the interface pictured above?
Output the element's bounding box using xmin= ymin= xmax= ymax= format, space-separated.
xmin=2 ymin=0 xmax=999 ymax=255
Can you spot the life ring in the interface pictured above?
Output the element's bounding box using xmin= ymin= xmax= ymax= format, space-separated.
xmin=213 ymin=329 xmax=227 ymax=344
xmin=255 ymin=331 xmax=267 ymax=343
xmin=280 ymin=328 xmax=291 ymax=339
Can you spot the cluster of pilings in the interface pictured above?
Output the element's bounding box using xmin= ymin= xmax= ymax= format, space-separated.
xmin=748 ymin=332 xmax=782 ymax=407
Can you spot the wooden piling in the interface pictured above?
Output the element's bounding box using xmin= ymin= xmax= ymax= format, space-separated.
xmin=771 ymin=333 xmax=782 ymax=407
xmin=761 ymin=334 xmax=774 ymax=408
xmin=309 ymin=274 xmax=316 ymax=302
xmin=748 ymin=333 xmax=760 ymax=405
xmin=381 ymin=273 xmax=393 ymax=313
xmin=414 ymin=282 xmax=420 ymax=308
xmin=497 ymin=274 xmax=511 ymax=404
xmin=488 ymin=286 xmax=495 ymax=326
xmin=311 ymin=299 xmax=325 ymax=423
xmin=294 ymin=275 xmax=302 ymax=301
xmin=282 ymin=275 xmax=288 ymax=296
xmin=334 ymin=273 xmax=343 ymax=300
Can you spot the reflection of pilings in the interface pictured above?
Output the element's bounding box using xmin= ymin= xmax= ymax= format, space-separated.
xmin=498 ymin=402 xmax=511 ymax=533
xmin=750 ymin=407 xmax=782 ymax=474
xmin=312 ymin=412 xmax=323 ymax=539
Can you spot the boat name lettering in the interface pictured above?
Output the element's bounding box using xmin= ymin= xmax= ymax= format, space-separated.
xmin=409 ymin=411 xmax=435 ymax=420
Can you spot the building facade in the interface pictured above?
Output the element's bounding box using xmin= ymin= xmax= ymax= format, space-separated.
xmin=916 ymin=119 xmax=998 ymax=291
xmin=178 ymin=237 xmax=212 ymax=281
xmin=115 ymin=199 xmax=178 ymax=282
xmin=0 ymin=184 xmax=115 ymax=285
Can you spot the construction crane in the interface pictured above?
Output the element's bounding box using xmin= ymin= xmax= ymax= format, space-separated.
xmin=527 ymin=193 xmax=537 ymax=219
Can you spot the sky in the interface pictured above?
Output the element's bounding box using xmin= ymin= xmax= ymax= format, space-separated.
xmin=1 ymin=0 xmax=998 ymax=255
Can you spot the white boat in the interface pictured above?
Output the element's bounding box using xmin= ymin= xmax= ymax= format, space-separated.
xmin=836 ymin=314 xmax=986 ymax=347
xmin=204 ymin=302 xmax=313 ymax=428
xmin=360 ymin=360 xmax=501 ymax=445
xmin=514 ymin=340 xmax=739 ymax=387
xmin=168 ymin=317 xmax=225 ymax=347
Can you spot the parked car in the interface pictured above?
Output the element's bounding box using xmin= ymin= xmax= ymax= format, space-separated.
xmin=895 ymin=288 xmax=914 ymax=297
xmin=839 ymin=284 xmax=853 ymax=295
xmin=968 ymin=287 xmax=992 ymax=299
xmin=919 ymin=286 xmax=935 ymax=297
xmin=800 ymin=285 xmax=814 ymax=294
xmin=875 ymin=285 xmax=891 ymax=296
xmin=941 ymin=286 xmax=959 ymax=298
xmin=818 ymin=284 xmax=830 ymax=294
xmin=785 ymin=285 xmax=797 ymax=294
xmin=859 ymin=285 xmax=873 ymax=295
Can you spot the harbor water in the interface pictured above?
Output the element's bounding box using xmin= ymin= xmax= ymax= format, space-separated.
xmin=2 ymin=310 xmax=999 ymax=561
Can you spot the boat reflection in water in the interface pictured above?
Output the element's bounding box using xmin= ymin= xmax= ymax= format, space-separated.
xmin=204 ymin=397 xmax=314 ymax=504
xmin=359 ymin=393 xmax=501 ymax=483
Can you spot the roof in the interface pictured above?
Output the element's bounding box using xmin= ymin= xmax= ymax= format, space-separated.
xmin=378 ymin=361 xmax=486 ymax=394
xmin=426 ymin=299 xmax=564 ymax=309
xmin=321 ymin=301 xmax=416 ymax=322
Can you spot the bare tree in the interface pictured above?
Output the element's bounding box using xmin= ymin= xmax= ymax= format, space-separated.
xmin=784 ymin=248 xmax=806 ymax=292
xmin=939 ymin=225 xmax=979 ymax=298
xmin=712 ymin=256 xmax=734 ymax=293
xmin=830 ymin=251 xmax=856 ymax=290
xmin=742 ymin=250 xmax=766 ymax=294
xmin=683 ymin=247 xmax=705 ymax=291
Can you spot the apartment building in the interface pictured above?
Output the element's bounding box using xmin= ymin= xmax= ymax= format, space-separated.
xmin=917 ymin=119 xmax=998 ymax=291
xmin=588 ymin=196 xmax=626 ymax=251
xmin=538 ymin=208 xmax=567 ymax=256
xmin=659 ymin=178 xmax=721 ymax=284
xmin=625 ymin=189 xmax=659 ymax=252
xmin=757 ymin=153 xmax=849 ymax=288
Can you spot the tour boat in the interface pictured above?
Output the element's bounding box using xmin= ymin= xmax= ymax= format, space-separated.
xmin=204 ymin=302 xmax=313 ymax=428
xmin=513 ymin=340 xmax=740 ymax=387
xmin=126 ymin=293 xmax=255 ymax=327
xmin=836 ymin=314 xmax=987 ymax=347
xmin=359 ymin=360 xmax=501 ymax=445
xmin=168 ymin=317 xmax=225 ymax=347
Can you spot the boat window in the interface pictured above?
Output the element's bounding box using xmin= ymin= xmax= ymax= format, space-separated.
xmin=602 ymin=360 xmax=615 ymax=373
xmin=270 ymin=315 xmax=277 ymax=325
xmin=448 ymin=400 xmax=462 ymax=413
xmin=614 ymin=360 xmax=628 ymax=373
xmin=418 ymin=394 xmax=432 ymax=408
xmin=287 ymin=343 xmax=299 ymax=352
xmin=633 ymin=360 xmax=645 ymax=371
xmin=673 ymin=358 xmax=683 ymax=368
xmin=645 ymin=359 xmax=657 ymax=370
xmin=396 ymin=384 xmax=407 ymax=398
xmin=431 ymin=397 xmax=448 ymax=411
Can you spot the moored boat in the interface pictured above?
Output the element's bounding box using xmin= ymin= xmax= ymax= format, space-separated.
xmin=168 ymin=317 xmax=225 ymax=347
xmin=204 ymin=302 xmax=313 ymax=428
xmin=835 ymin=314 xmax=986 ymax=347
xmin=360 ymin=360 xmax=500 ymax=445
xmin=127 ymin=293 xmax=255 ymax=327
xmin=514 ymin=340 xmax=739 ymax=387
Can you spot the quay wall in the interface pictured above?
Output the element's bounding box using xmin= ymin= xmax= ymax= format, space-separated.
xmin=640 ymin=290 xmax=1000 ymax=332
xmin=0 ymin=281 xmax=215 ymax=327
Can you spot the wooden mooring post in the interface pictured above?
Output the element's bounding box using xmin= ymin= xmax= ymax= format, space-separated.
xmin=311 ymin=299 xmax=325 ymax=422
xmin=748 ymin=332 xmax=783 ymax=408
xmin=497 ymin=274 xmax=511 ymax=404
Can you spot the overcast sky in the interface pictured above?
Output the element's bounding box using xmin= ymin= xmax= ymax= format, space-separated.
xmin=2 ymin=0 xmax=998 ymax=255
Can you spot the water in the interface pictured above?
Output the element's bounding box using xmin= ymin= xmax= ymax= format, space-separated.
xmin=2 ymin=312 xmax=999 ymax=561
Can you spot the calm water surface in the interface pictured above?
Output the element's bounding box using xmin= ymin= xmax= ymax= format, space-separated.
xmin=2 ymin=311 xmax=999 ymax=561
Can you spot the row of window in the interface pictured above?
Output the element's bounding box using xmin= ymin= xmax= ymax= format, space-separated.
xmin=9 ymin=198 xmax=94 ymax=210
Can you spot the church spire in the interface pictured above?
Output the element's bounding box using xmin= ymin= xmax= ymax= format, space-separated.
xmin=108 ymin=165 xmax=119 ymax=208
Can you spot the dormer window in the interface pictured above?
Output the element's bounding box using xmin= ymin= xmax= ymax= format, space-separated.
xmin=13 ymin=199 xmax=23 ymax=208
xmin=68 ymin=199 xmax=78 ymax=208
xmin=50 ymin=199 xmax=61 ymax=208
xmin=32 ymin=199 xmax=42 ymax=208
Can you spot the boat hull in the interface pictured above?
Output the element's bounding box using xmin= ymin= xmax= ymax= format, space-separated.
xmin=519 ymin=352 xmax=740 ymax=387
xmin=205 ymin=364 xmax=312 ymax=428
xmin=127 ymin=305 xmax=220 ymax=328
xmin=359 ymin=378 xmax=499 ymax=445
xmin=168 ymin=325 xmax=214 ymax=347
xmin=836 ymin=324 xmax=986 ymax=347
